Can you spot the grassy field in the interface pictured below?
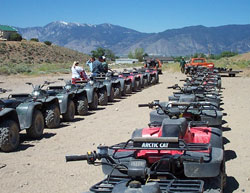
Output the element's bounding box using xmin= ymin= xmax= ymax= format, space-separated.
xmin=0 ymin=40 xmax=249 ymax=76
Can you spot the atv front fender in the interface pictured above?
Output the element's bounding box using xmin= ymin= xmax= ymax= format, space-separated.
xmin=83 ymin=85 xmax=95 ymax=104
xmin=102 ymin=81 xmax=112 ymax=97
xmin=56 ymin=93 xmax=74 ymax=114
xmin=0 ymin=108 xmax=19 ymax=125
xmin=16 ymin=102 xmax=42 ymax=130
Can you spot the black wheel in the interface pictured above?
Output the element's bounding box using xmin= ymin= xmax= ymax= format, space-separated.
xmin=76 ymin=95 xmax=88 ymax=115
xmin=89 ymin=92 xmax=98 ymax=110
xmin=62 ymin=100 xmax=75 ymax=121
xmin=0 ymin=120 xmax=20 ymax=152
xmin=26 ymin=109 xmax=44 ymax=139
xmin=132 ymin=80 xmax=137 ymax=92
xmin=143 ymin=78 xmax=148 ymax=87
xmin=108 ymin=87 xmax=115 ymax=102
xmin=156 ymin=74 xmax=159 ymax=83
xmin=125 ymin=82 xmax=132 ymax=94
xmin=98 ymin=89 xmax=108 ymax=106
xmin=141 ymin=78 xmax=144 ymax=88
xmin=151 ymin=75 xmax=157 ymax=84
xmin=135 ymin=80 xmax=141 ymax=91
xmin=204 ymin=159 xmax=226 ymax=193
xmin=45 ymin=104 xmax=61 ymax=128
xmin=114 ymin=85 xmax=122 ymax=99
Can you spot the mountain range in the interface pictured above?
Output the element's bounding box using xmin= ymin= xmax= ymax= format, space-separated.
xmin=16 ymin=21 xmax=250 ymax=56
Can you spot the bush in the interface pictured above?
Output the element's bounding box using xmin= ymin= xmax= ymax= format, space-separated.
xmin=9 ymin=33 xmax=22 ymax=41
xmin=44 ymin=41 xmax=52 ymax=46
xmin=30 ymin=38 xmax=39 ymax=42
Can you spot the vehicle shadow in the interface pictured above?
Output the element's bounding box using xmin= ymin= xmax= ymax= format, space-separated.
xmin=223 ymin=137 xmax=230 ymax=145
xmin=225 ymin=149 xmax=237 ymax=162
xmin=4 ymin=132 xmax=57 ymax=152
xmin=224 ymin=176 xmax=239 ymax=193
xmin=221 ymin=126 xmax=231 ymax=132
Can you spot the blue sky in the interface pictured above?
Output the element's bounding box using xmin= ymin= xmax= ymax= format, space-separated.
xmin=1 ymin=0 xmax=249 ymax=32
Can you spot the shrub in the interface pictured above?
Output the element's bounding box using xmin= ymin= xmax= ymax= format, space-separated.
xmin=9 ymin=33 xmax=22 ymax=41
xmin=30 ymin=38 xmax=39 ymax=42
xmin=44 ymin=41 xmax=52 ymax=46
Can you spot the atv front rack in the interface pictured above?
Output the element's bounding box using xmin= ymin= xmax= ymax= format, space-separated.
xmin=89 ymin=175 xmax=204 ymax=193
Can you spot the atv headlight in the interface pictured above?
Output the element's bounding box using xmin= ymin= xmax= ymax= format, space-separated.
xmin=33 ymin=91 xmax=40 ymax=97
xmin=59 ymin=100 xmax=62 ymax=103
xmin=89 ymin=80 xmax=94 ymax=86
xmin=105 ymin=76 xmax=111 ymax=81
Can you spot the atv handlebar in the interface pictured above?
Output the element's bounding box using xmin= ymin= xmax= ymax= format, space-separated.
xmin=138 ymin=104 xmax=150 ymax=107
xmin=65 ymin=155 xmax=88 ymax=162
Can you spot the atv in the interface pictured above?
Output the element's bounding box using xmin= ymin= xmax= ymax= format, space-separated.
xmin=9 ymin=81 xmax=61 ymax=127
xmin=167 ymin=84 xmax=222 ymax=107
xmin=48 ymin=79 xmax=89 ymax=116
xmin=66 ymin=142 xmax=206 ymax=193
xmin=66 ymin=130 xmax=225 ymax=193
xmin=107 ymin=69 xmax=133 ymax=95
xmin=119 ymin=70 xmax=142 ymax=92
xmin=140 ymin=100 xmax=225 ymax=128
xmin=0 ymin=88 xmax=45 ymax=152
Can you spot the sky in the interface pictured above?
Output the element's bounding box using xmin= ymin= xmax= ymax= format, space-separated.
xmin=1 ymin=0 xmax=250 ymax=33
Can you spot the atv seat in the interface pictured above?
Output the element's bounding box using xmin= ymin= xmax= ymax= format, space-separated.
xmin=179 ymin=94 xmax=196 ymax=102
xmin=2 ymin=99 xmax=23 ymax=108
xmin=161 ymin=118 xmax=188 ymax=138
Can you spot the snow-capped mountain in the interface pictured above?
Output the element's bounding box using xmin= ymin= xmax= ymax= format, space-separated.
xmin=16 ymin=21 xmax=250 ymax=55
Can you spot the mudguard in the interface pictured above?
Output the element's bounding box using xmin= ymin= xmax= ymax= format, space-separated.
xmin=0 ymin=108 xmax=19 ymax=124
xmin=102 ymin=81 xmax=112 ymax=97
xmin=184 ymin=147 xmax=223 ymax=177
xmin=56 ymin=93 xmax=74 ymax=114
xmin=83 ymin=85 xmax=95 ymax=104
xmin=117 ymin=78 xmax=125 ymax=92
xmin=15 ymin=102 xmax=42 ymax=130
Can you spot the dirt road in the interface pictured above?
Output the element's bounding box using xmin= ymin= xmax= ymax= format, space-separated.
xmin=0 ymin=71 xmax=249 ymax=193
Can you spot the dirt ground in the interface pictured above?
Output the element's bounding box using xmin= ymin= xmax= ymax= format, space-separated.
xmin=0 ymin=71 xmax=249 ymax=193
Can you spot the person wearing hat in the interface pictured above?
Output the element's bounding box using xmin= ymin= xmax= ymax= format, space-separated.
xmin=180 ymin=57 xmax=186 ymax=73
xmin=71 ymin=61 xmax=88 ymax=84
xmin=100 ymin=56 xmax=108 ymax=73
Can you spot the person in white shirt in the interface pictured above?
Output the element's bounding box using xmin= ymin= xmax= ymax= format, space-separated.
xmin=71 ymin=61 xmax=88 ymax=84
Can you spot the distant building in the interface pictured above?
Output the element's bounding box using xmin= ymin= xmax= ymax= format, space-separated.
xmin=115 ymin=58 xmax=139 ymax=64
xmin=0 ymin=25 xmax=17 ymax=41
xmin=144 ymin=56 xmax=175 ymax=63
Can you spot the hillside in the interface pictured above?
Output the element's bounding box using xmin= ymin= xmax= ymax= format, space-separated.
xmin=16 ymin=22 xmax=250 ymax=56
xmin=0 ymin=40 xmax=89 ymax=74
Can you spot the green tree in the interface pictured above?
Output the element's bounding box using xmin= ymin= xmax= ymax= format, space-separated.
xmin=30 ymin=38 xmax=39 ymax=42
xmin=91 ymin=47 xmax=106 ymax=58
xmin=105 ymin=49 xmax=116 ymax=61
xmin=128 ymin=51 xmax=134 ymax=59
xmin=220 ymin=51 xmax=238 ymax=58
xmin=91 ymin=47 xmax=116 ymax=60
xmin=9 ymin=33 xmax=22 ymax=41
xmin=44 ymin=41 xmax=52 ymax=46
xmin=127 ymin=48 xmax=146 ymax=62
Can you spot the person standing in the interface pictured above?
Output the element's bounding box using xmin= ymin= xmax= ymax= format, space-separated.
xmin=180 ymin=57 xmax=186 ymax=73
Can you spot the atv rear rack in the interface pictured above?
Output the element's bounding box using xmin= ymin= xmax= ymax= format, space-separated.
xmin=110 ymin=138 xmax=211 ymax=151
xmin=89 ymin=175 xmax=204 ymax=193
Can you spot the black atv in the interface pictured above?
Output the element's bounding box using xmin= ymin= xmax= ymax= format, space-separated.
xmin=47 ymin=79 xmax=89 ymax=116
xmin=8 ymin=81 xmax=61 ymax=127
xmin=0 ymin=88 xmax=44 ymax=152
